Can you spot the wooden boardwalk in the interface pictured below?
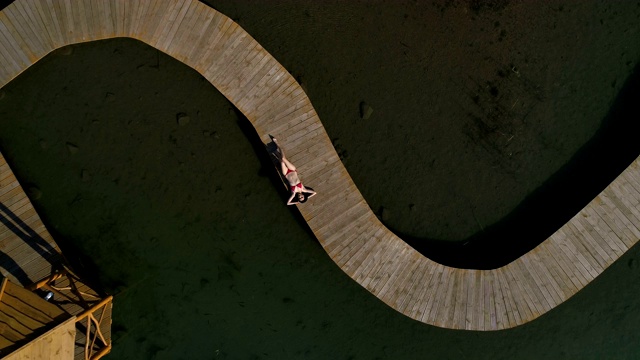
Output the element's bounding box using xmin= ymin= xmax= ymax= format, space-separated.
xmin=0 ymin=0 xmax=638 ymax=331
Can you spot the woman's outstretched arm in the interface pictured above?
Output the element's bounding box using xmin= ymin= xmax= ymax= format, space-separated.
xmin=286 ymin=193 xmax=298 ymax=206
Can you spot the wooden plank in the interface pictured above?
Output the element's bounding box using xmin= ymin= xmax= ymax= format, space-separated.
xmin=603 ymin=187 xmax=640 ymax=229
xmin=210 ymin=40 xmax=264 ymax=98
xmin=1 ymin=302 xmax=48 ymax=330
xmin=424 ymin=265 xmax=453 ymax=325
xmin=3 ymin=317 xmax=75 ymax=360
xmin=184 ymin=8 xmax=225 ymax=66
xmin=217 ymin=46 xmax=271 ymax=103
xmin=390 ymin=256 xmax=428 ymax=311
xmin=163 ymin=0 xmax=202 ymax=59
xmin=518 ymin=253 xmax=557 ymax=310
xmin=378 ymin=252 xmax=419 ymax=304
xmin=591 ymin=197 xmax=638 ymax=249
xmin=493 ymin=268 xmax=517 ymax=328
xmin=257 ymin=87 xmax=307 ymax=129
xmin=130 ymin=0 xmax=153 ymax=38
xmin=309 ymin=197 xmax=367 ymax=236
xmin=101 ymin=0 xmax=117 ymax=38
xmin=330 ymin=220 xmax=381 ymax=266
xmin=194 ymin=16 xmax=236 ymax=72
xmin=532 ymin=245 xmax=575 ymax=300
xmin=483 ymin=272 xmax=498 ymax=330
xmin=620 ymin=164 xmax=640 ymax=198
xmin=235 ymin=62 xmax=287 ymax=114
xmin=398 ymin=259 xmax=433 ymax=314
xmin=411 ymin=263 xmax=443 ymax=321
xmin=572 ymin=211 xmax=616 ymax=264
xmin=609 ymin=178 xmax=640 ymax=229
xmin=595 ymin=193 xmax=640 ymax=248
xmin=351 ymin=231 xmax=397 ymax=282
xmin=54 ymin=0 xmax=75 ymax=43
xmin=450 ymin=269 xmax=469 ymax=329
xmin=490 ymin=271 xmax=508 ymax=330
xmin=28 ymin=0 xmax=59 ymax=50
xmin=355 ymin=233 xmax=400 ymax=285
xmin=614 ymin=171 xmax=640 ymax=205
xmin=546 ymin=231 xmax=588 ymax=288
xmin=149 ymin=0 xmax=189 ymax=49
xmin=510 ymin=258 xmax=550 ymax=314
xmin=233 ymin=59 xmax=281 ymax=110
xmin=112 ymin=0 xmax=126 ymax=37
xmin=0 ymin=18 xmax=26 ymax=77
xmin=69 ymin=0 xmax=89 ymax=42
xmin=253 ymin=79 xmax=305 ymax=125
xmin=11 ymin=1 xmax=52 ymax=55
xmin=501 ymin=266 xmax=534 ymax=323
xmin=332 ymin=224 xmax=383 ymax=266
xmin=324 ymin=211 xmax=375 ymax=254
xmin=122 ymin=0 xmax=139 ymax=37
xmin=135 ymin=0 xmax=166 ymax=43
xmin=0 ymin=10 xmax=35 ymax=64
xmin=202 ymin=28 xmax=252 ymax=81
xmin=367 ymin=243 xmax=411 ymax=294
xmin=2 ymin=6 xmax=43 ymax=61
xmin=581 ymin=206 xmax=627 ymax=256
xmin=0 ymin=186 xmax=28 ymax=208
xmin=340 ymin=228 xmax=386 ymax=277
xmin=437 ymin=267 xmax=459 ymax=328
xmin=42 ymin=0 xmax=65 ymax=47
xmin=555 ymin=227 xmax=599 ymax=281
xmin=561 ymin=224 xmax=604 ymax=278
xmin=268 ymin=107 xmax=318 ymax=141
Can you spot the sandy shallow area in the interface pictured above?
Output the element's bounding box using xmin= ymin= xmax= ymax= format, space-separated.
xmin=0 ymin=1 xmax=639 ymax=359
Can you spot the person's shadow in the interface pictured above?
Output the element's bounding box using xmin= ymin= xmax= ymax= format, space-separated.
xmin=0 ymin=201 xmax=62 ymax=286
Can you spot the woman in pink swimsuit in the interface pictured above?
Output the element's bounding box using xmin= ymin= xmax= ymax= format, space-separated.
xmin=271 ymin=136 xmax=317 ymax=205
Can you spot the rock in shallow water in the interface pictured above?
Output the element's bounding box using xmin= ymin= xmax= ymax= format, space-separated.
xmin=81 ymin=169 xmax=92 ymax=182
xmin=27 ymin=186 xmax=42 ymax=200
xmin=359 ymin=101 xmax=373 ymax=119
xmin=66 ymin=142 xmax=78 ymax=154
xmin=177 ymin=113 xmax=190 ymax=126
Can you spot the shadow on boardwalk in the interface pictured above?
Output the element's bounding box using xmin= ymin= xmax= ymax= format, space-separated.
xmin=0 ymin=201 xmax=62 ymax=286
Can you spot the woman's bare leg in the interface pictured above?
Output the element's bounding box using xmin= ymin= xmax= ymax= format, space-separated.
xmin=281 ymin=156 xmax=296 ymax=171
xmin=273 ymin=136 xmax=297 ymax=172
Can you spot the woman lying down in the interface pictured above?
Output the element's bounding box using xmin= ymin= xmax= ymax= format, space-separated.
xmin=271 ymin=136 xmax=317 ymax=205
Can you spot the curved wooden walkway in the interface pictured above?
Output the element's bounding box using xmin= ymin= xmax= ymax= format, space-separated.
xmin=0 ymin=0 xmax=638 ymax=330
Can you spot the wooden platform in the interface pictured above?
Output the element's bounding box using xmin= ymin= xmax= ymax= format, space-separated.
xmin=0 ymin=0 xmax=638 ymax=331
xmin=0 ymin=278 xmax=70 ymax=356
xmin=0 ymin=149 xmax=111 ymax=357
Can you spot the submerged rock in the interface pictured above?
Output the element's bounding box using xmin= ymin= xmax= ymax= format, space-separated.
xmin=27 ymin=186 xmax=42 ymax=200
xmin=58 ymin=46 xmax=73 ymax=56
xmin=177 ymin=113 xmax=190 ymax=126
xmin=359 ymin=101 xmax=373 ymax=119
xmin=66 ymin=142 xmax=78 ymax=154
xmin=81 ymin=169 xmax=92 ymax=182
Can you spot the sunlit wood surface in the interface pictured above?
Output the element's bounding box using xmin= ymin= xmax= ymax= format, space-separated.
xmin=3 ymin=317 xmax=76 ymax=360
xmin=0 ymin=278 xmax=71 ymax=357
xmin=1 ymin=0 xmax=639 ymax=330
xmin=0 ymin=152 xmax=64 ymax=286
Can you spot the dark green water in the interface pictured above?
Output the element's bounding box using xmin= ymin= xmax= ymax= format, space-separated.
xmin=0 ymin=36 xmax=639 ymax=360
xmin=1 ymin=1 xmax=640 ymax=358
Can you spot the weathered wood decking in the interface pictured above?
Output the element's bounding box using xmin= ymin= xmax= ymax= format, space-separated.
xmin=0 ymin=0 xmax=638 ymax=331
xmin=0 ymin=151 xmax=112 ymax=359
